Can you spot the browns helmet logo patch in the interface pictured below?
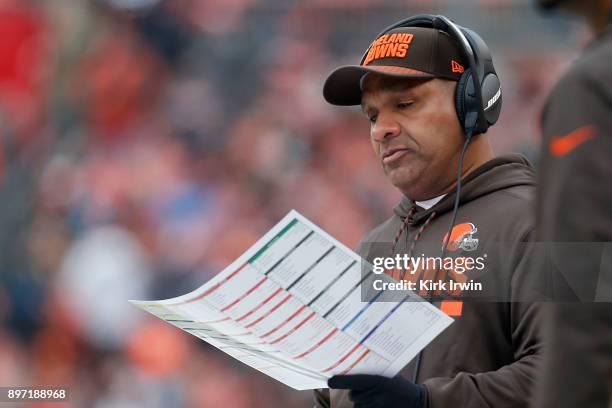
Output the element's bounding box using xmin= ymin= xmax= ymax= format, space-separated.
xmin=443 ymin=223 xmax=479 ymax=252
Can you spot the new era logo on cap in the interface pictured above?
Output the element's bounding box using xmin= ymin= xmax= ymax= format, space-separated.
xmin=323 ymin=27 xmax=468 ymax=106
xmin=451 ymin=60 xmax=464 ymax=73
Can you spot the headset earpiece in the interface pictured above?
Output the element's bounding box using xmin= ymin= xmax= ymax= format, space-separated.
xmin=458 ymin=26 xmax=502 ymax=134
xmin=480 ymin=72 xmax=502 ymax=128
xmin=456 ymin=67 xmax=483 ymax=137
xmin=454 ymin=68 xmax=471 ymax=133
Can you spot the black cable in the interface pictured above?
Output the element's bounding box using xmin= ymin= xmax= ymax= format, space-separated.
xmin=440 ymin=132 xmax=473 ymax=267
xmin=412 ymin=131 xmax=473 ymax=384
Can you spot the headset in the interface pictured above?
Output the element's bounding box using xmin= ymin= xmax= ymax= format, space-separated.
xmin=360 ymin=14 xmax=502 ymax=139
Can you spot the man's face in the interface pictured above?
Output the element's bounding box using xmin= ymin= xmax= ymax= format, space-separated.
xmin=361 ymin=75 xmax=465 ymax=201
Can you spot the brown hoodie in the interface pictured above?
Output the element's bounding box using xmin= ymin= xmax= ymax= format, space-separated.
xmin=314 ymin=153 xmax=542 ymax=408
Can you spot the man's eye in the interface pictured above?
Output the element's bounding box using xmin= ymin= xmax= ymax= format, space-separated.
xmin=397 ymin=101 xmax=413 ymax=109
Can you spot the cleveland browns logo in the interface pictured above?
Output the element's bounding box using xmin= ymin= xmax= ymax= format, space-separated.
xmin=443 ymin=223 xmax=479 ymax=252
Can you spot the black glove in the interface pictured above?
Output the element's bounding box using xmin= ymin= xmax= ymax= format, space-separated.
xmin=328 ymin=374 xmax=425 ymax=408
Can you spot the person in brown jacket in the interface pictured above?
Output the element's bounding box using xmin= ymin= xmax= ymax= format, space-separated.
xmin=314 ymin=14 xmax=543 ymax=408
xmin=532 ymin=1 xmax=612 ymax=407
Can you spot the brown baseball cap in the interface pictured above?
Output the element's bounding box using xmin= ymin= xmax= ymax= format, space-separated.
xmin=323 ymin=27 xmax=468 ymax=106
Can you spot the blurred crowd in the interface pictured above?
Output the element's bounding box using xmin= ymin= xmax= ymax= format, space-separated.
xmin=0 ymin=0 xmax=584 ymax=407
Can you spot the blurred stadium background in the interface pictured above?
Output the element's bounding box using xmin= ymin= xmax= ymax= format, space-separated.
xmin=0 ymin=0 xmax=585 ymax=406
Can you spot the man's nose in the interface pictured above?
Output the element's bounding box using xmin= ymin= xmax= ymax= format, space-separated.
xmin=371 ymin=113 xmax=400 ymax=142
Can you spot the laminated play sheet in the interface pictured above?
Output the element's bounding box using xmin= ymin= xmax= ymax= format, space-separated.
xmin=130 ymin=210 xmax=453 ymax=390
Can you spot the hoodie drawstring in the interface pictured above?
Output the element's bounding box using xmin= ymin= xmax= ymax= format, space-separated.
xmin=390 ymin=205 xmax=437 ymax=281
xmin=391 ymin=206 xmax=416 ymax=255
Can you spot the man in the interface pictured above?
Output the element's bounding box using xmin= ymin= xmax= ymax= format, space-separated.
xmin=532 ymin=1 xmax=612 ymax=407
xmin=314 ymin=19 xmax=542 ymax=408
